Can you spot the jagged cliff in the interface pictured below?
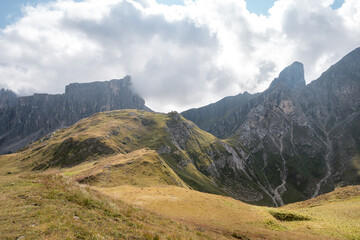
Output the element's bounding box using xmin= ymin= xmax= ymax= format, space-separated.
xmin=0 ymin=76 xmax=150 ymax=154
xmin=183 ymin=48 xmax=360 ymax=206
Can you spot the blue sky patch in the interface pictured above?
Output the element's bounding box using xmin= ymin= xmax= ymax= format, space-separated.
xmin=331 ymin=0 xmax=344 ymax=10
xmin=0 ymin=0 xmax=82 ymax=29
xmin=156 ymin=0 xmax=185 ymax=6
xmin=246 ymin=0 xmax=276 ymax=16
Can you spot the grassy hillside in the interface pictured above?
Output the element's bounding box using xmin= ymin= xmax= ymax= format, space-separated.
xmin=99 ymin=184 xmax=360 ymax=240
xmin=283 ymin=185 xmax=360 ymax=239
xmin=2 ymin=163 xmax=359 ymax=239
xmin=0 ymin=172 xmax=231 ymax=239
xmin=4 ymin=110 xmax=223 ymax=194
xmin=1 ymin=109 xmax=360 ymax=239
xmin=68 ymin=148 xmax=189 ymax=189
xmin=9 ymin=109 xmax=267 ymax=204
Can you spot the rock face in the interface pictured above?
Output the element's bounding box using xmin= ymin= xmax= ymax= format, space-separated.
xmin=182 ymin=92 xmax=256 ymax=139
xmin=182 ymin=47 xmax=360 ymax=206
xmin=0 ymin=76 xmax=150 ymax=154
xmin=269 ymin=61 xmax=306 ymax=90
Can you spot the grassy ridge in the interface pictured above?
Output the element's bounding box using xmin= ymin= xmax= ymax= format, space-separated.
xmin=67 ymin=149 xmax=189 ymax=188
xmin=15 ymin=110 xmax=235 ymax=197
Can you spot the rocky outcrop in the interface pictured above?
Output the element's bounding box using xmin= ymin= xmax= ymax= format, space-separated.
xmin=269 ymin=61 xmax=306 ymax=90
xmin=0 ymin=76 xmax=150 ymax=154
xmin=182 ymin=47 xmax=360 ymax=206
xmin=0 ymin=89 xmax=17 ymax=109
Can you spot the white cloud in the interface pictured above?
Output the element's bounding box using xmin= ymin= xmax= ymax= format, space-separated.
xmin=0 ymin=0 xmax=359 ymax=112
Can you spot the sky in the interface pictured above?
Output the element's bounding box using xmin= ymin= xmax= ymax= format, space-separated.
xmin=0 ymin=0 xmax=358 ymax=113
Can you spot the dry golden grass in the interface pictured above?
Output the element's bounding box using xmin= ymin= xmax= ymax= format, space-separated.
xmin=2 ymin=150 xmax=359 ymax=240
xmin=0 ymin=172 xmax=233 ymax=239
xmin=282 ymin=186 xmax=360 ymax=239
xmin=64 ymin=148 xmax=189 ymax=188
xmin=97 ymin=185 xmax=345 ymax=240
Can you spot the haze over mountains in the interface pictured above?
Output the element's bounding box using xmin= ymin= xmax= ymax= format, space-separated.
xmin=0 ymin=47 xmax=360 ymax=239
xmin=0 ymin=47 xmax=359 ymax=208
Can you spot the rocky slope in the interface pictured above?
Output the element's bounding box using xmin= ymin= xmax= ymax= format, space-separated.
xmin=183 ymin=47 xmax=360 ymax=206
xmin=0 ymin=76 xmax=150 ymax=154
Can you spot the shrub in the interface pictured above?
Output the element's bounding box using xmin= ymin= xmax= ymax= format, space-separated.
xmin=269 ymin=210 xmax=311 ymax=221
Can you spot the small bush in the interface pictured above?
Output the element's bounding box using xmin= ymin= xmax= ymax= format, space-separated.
xmin=269 ymin=210 xmax=311 ymax=221
xmin=231 ymin=231 xmax=250 ymax=240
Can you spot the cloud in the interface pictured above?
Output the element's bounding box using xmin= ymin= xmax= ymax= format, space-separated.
xmin=0 ymin=0 xmax=359 ymax=112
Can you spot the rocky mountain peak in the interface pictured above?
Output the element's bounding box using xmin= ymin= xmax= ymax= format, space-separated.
xmin=181 ymin=48 xmax=360 ymax=206
xmin=65 ymin=75 xmax=132 ymax=95
xmin=269 ymin=61 xmax=305 ymax=90
xmin=0 ymin=88 xmax=17 ymax=109
xmin=0 ymin=88 xmax=17 ymax=97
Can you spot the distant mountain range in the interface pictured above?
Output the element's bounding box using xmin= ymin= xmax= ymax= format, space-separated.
xmin=0 ymin=48 xmax=359 ymax=207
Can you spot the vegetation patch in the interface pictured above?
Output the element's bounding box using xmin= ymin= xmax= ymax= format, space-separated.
xmin=264 ymin=220 xmax=288 ymax=231
xmin=269 ymin=210 xmax=311 ymax=221
xmin=231 ymin=231 xmax=250 ymax=239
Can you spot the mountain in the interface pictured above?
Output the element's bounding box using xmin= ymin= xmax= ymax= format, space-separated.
xmin=10 ymin=109 xmax=268 ymax=204
xmin=2 ymin=49 xmax=359 ymax=208
xmin=182 ymin=47 xmax=360 ymax=206
xmin=1 ymin=108 xmax=359 ymax=239
xmin=0 ymin=76 xmax=150 ymax=154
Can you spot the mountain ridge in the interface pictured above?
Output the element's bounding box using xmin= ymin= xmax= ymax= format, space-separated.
xmin=0 ymin=76 xmax=150 ymax=154
xmin=182 ymin=47 xmax=360 ymax=206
